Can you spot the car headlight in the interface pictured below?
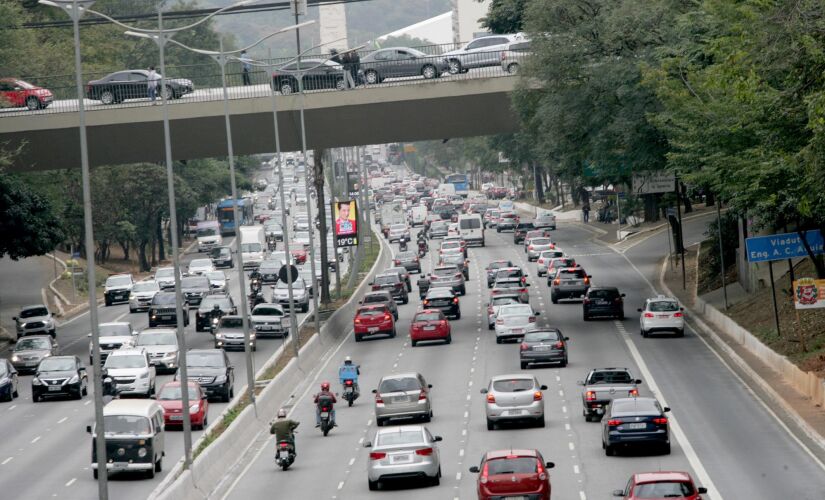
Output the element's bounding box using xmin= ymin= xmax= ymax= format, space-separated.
xmin=165 ymin=351 xmax=178 ymax=359
xmin=68 ymin=374 xmax=79 ymax=384
xmin=249 ymin=333 xmax=256 ymax=340
xmin=215 ymin=333 xmax=225 ymax=339
xmin=139 ymin=372 xmax=149 ymax=379
xmin=19 ymin=322 xmax=27 ymax=328
xmin=129 ymin=294 xmax=135 ymax=300
xmin=11 ymin=355 xmax=19 ymax=362
xmin=32 ymin=377 xmax=44 ymax=385
xmin=138 ymin=447 xmax=147 ymax=457
xmin=189 ymin=404 xmax=200 ymax=412
xmin=214 ymin=375 xmax=227 ymax=384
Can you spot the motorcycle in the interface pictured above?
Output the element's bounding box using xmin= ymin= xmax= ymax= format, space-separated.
xmin=399 ymin=238 xmax=408 ymax=252
xmin=417 ymin=241 xmax=427 ymax=258
xmin=317 ymin=395 xmax=335 ymax=436
xmin=275 ymin=437 xmax=296 ymax=471
xmin=250 ymin=278 xmax=262 ymax=295
xmin=342 ymin=379 xmax=358 ymax=407
xmin=249 ymin=291 xmax=265 ymax=309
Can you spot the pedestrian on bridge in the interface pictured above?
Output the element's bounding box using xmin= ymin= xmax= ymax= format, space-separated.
xmin=240 ymin=50 xmax=252 ymax=86
xmin=147 ymin=66 xmax=160 ymax=104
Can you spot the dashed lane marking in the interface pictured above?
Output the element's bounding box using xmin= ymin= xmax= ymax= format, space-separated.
xmin=65 ymin=478 xmax=76 ymax=487
xmin=31 ymin=436 xmax=41 ymax=444
xmin=57 ymin=417 xmax=67 ymax=424
xmin=2 ymin=457 xmax=12 ymax=465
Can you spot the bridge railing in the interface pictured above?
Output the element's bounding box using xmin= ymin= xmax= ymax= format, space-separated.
xmin=0 ymin=43 xmax=526 ymax=118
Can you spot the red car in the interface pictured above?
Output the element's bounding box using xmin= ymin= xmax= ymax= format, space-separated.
xmin=0 ymin=78 xmax=53 ymax=110
xmin=409 ymin=309 xmax=451 ymax=346
xmin=156 ymin=381 xmax=209 ymax=430
xmin=613 ymin=471 xmax=707 ymax=499
xmin=353 ymin=304 xmax=396 ymax=342
xmin=470 ymin=449 xmax=554 ymax=500
xmin=290 ymin=248 xmax=307 ymax=264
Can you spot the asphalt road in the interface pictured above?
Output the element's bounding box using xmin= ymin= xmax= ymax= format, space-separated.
xmin=0 ymin=256 xmax=54 ymax=336
xmin=217 ymin=213 xmax=825 ymax=500
xmin=0 ymin=178 xmax=345 ymax=500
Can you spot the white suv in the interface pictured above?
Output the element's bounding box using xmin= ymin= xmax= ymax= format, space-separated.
xmin=102 ymin=348 xmax=156 ymax=397
xmin=638 ymin=296 xmax=685 ymax=338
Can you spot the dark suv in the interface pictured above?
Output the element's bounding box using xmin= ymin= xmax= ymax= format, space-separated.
xmin=359 ymin=290 xmax=399 ymax=320
xmin=582 ymin=287 xmax=625 ymax=320
xmin=180 ymin=275 xmax=212 ymax=308
xmin=209 ymin=246 xmax=233 ymax=268
xmin=176 ymin=349 xmax=234 ymax=402
xmin=371 ymin=272 xmax=409 ymax=304
xmin=196 ymin=294 xmax=237 ymax=332
xmin=148 ymin=292 xmax=189 ymax=328
xmin=550 ymin=267 xmax=591 ymax=303
xmin=513 ymin=221 xmax=535 ymax=244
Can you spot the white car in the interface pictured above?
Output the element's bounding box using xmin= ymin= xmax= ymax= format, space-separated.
xmin=250 ymin=303 xmax=288 ymax=337
xmin=494 ymin=303 xmax=539 ymax=343
xmin=104 ymin=274 xmax=134 ymax=306
xmin=388 ymin=224 xmax=410 ymax=243
xmin=205 ymin=270 xmax=228 ymax=293
xmin=154 ymin=266 xmax=178 ymax=290
xmin=129 ymin=280 xmax=160 ymax=312
xmin=102 ymin=348 xmax=156 ymax=397
xmin=188 ymin=258 xmax=215 ymax=275
xmin=639 ymin=296 xmax=685 ymax=337
xmin=536 ymin=250 xmax=565 ymax=277
xmin=272 ymin=277 xmax=310 ymax=312
xmin=134 ymin=328 xmax=179 ymax=373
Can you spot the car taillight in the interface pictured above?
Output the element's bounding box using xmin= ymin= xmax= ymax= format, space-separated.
xmin=369 ymin=452 xmax=387 ymax=460
xmin=583 ymin=276 xmax=590 ymax=284
xmin=614 ymin=297 xmax=622 ymax=303
xmin=583 ymin=298 xmax=591 ymax=304
xmin=454 ymin=273 xmax=462 ymax=279
xmin=528 ymin=316 xmax=536 ymax=323
xmin=354 ymin=317 xmax=362 ymax=324
xmin=452 ymin=297 xmax=459 ymax=304
xmin=674 ymin=312 xmax=683 ymax=317
xmin=644 ymin=312 xmax=654 ymax=318
xmin=520 ymin=342 xmax=528 ymax=351
xmin=486 ymin=393 xmax=495 ymax=403
xmin=554 ymin=341 xmax=564 ymax=349
xmin=496 ymin=318 xmax=504 ymax=324
xmin=375 ymin=394 xmax=384 ymax=404
xmin=528 ymin=245 xmax=534 ymax=250
xmin=653 ymin=417 xmax=668 ymax=425
xmin=423 ymin=299 xmax=429 ymax=306
xmin=487 ymin=306 xmax=493 ymax=314
xmin=394 ymin=259 xmax=400 ymax=265
xmin=384 ymin=313 xmax=392 ymax=321
xmin=607 ymin=419 xmax=622 ymax=426
xmin=415 ymin=447 xmax=434 ymax=456
xmin=372 ymin=285 xmax=380 ymax=291
xmin=553 ymin=279 xmax=560 ymax=285
xmin=533 ymin=391 xmax=543 ymax=401
xmin=440 ymin=320 xmax=448 ymax=326
xmin=585 ymin=390 xmax=596 ymax=401
xmin=419 ymin=390 xmax=427 ymax=401
xmin=520 ymin=288 xmax=528 ymax=293
xmin=628 ymin=388 xmax=639 ymax=397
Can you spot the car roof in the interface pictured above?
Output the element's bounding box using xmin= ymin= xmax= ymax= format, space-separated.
xmin=103 ymin=399 xmax=162 ymax=418
xmin=108 ymin=348 xmax=145 ymax=356
xmin=490 ymin=373 xmax=535 ymax=382
xmin=416 ymin=309 xmax=443 ymax=316
xmin=139 ymin=327 xmax=175 ymax=334
xmin=633 ymin=471 xmax=694 ymax=484
xmin=647 ymin=295 xmax=677 ymax=302
xmin=484 ymin=449 xmax=540 ymax=460
xmin=380 ymin=372 xmax=421 ymax=381
xmin=108 ymin=273 xmax=133 ymax=279
xmin=100 ymin=321 xmax=131 ymax=327
xmin=21 ymin=304 xmax=48 ymax=311
xmin=588 ymin=286 xmax=619 ymax=292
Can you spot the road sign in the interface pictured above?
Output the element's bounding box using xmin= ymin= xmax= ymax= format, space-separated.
xmin=793 ymin=278 xmax=825 ymax=309
xmin=290 ymin=0 xmax=307 ymax=16
xmin=278 ymin=264 xmax=299 ymax=284
xmin=745 ymin=230 xmax=824 ymax=263
xmin=632 ymin=171 xmax=676 ymax=194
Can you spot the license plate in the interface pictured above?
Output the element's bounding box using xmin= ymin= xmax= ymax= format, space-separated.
xmin=320 ymin=412 xmax=329 ymax=419
xmin=505 ymin=409 xmax=524 ymax=416
xmin=26 ymin=361 xmax=38 ymax=366
xmin=390 ymin=453 xmax=413 ymax=464
xmin=533 ymin=346 xmax=549 ymax=352
xmin=170 ymin=415 xmax=183 ymax=421
xmin=423 ymin=326 xmax=436 ymax=331
xmin=368 ymin=327 xmax=379 ymax=333
xmin=162 ymin=315 xmax=172 ymax=320
xmin=657 ymin=314 xmax=670 ymax=318
xmin=48 ymin=386 xmax=62 ymax=392
xmin=512 ymin=328 xmax=523 ymax=334
xmin=625 ymin=423 xmax=646 ymax=430
xmin=393 ymin=396 xmax=410 ymax=403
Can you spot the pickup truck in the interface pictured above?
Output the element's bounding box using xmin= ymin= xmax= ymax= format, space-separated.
xmin=577 ymin=368 xmax=642 ymax=421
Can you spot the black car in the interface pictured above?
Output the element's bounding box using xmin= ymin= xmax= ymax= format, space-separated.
xmin=370 ymin=272 xmax=409 ymax=304
xmin=602 ymin=397 xmax=671 ymax=456
xmin=393 ymin=251 xmax=421 ymax=274
xmin=583 ymin=287 xmax=625 ymax=320
xmin=85 ymin=70 xmax=193 ymax=105
xmin=0 ymin=359 xmax=19 ymax=402
xmin=422 ymin=287 xmax=461 ymax=319
xmin=514 ymin=221 xmax=536 ymax=244
xmin=272 ymin=59 xmax=346 ymax=95
xmin=180 ymin=275 xmax=212 ymax=307
xmin=520 ymin=329 xmax=569 ymax=369
xmin=32 ymin=355 xmax=88 ymax=402
xmin=148 ymin=292 xmax=189 ymax=328
xmin=486 ymin=260 xmax=514 ymax=288
xmin=386 ymin=266 xmax=413 ymax=292
xmin=209 ymin=246 xmax=234 ymax=268
xmin=359 ymin=47 xmax=447 ymax=84
xmin=176 ymin=349 xmax=234 ymax=403
xmin=195 ymin=295 xmax=237 ymax=332
xmin=550 ymin=267 xmax=591 ymax=303
xmin=359 ymin=290 xmax=399 ymax=320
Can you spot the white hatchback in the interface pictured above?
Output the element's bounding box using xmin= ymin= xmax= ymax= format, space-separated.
xmin=638 ymin=296 xmax=685 ymax=337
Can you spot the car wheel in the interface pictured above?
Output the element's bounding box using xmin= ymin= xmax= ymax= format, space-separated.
xmin=560 ymin=357 xmax=568 ymax=368
xmin=535 ymin=417 xmax=545 ymax=428
xmin=223 ymin=385 xmax=232 ymax=403
xmin=105 ymin=298 xmax=112 ymax=307
xmin=390 ymin=328 xmax=397 ymax=338
xmin=604 ymin=443 xmax=615 ymax=456
xmin=302 ymin=303 xmax=309 ymax=313
xmin=161 ymin=85 xmax=173 ymax=101
xmin=507 ymin=62 xmax=520 ymax=74
xmin=82 ymin=380 xmax=88 ymax=396
xmin=26 ymin=96 xmax=42 ymax=110
xmin=460 ymin=286 xmax=466 ymax=296
xmin=364 ymin=70 xmax=379 ymax=85
xmin=93 ymin=469 xmax=98 ymax=479
xmin=147 ymin=463 xmax=156 ymax=479
xmin=50 ymin=329 xmax=56 ymax=338
xmin=582 ymin=313 xmax=589 ymax=321
xmin=129 ymin=307 xmax=136 ymax=313
xmin=422 ymin=65 xmax=437 ymax=79
xmin=520 ymin=361 xmax=528 ymax=370
xmin=488 ymin=322 xmax=494 ymax=330
xmin=676 ymin=328 xmax=685 ymax=337
xmin=454 ymin=311 xmax=461 ymax=320
xmin=618 ymin=312 xmax=625 ymax=320
xmin=641 ymin=329 xmax=648 ymax=338
xmin=355 ymin=334 xmax=362 ymax=342
xmin=584 ymin=413 xmax=593 ymax=422
xmin=662 ymin=442 xmax=671 ymax=455
xmin=376 ymin=417 xmax=385 ymax=427
xmin=402 ymin=296 xmax=409 ymax=305
xmin=100 ymin=89 xmax=115 ymax=105
xmin=368 ymin=479 xmax=379 ymax=491
xmin=431 ymin=469 xmax=441 ymax=486
xmin=155 ymin=457 xmax=163 ymax=472
xmin=495 ymin=337 xmax=502 ymax=344
xmin=551 ymin=294 xmax=558 ymax=304
xmin=411 ymin=340 xmax=417 ymax=347
xmin=279 ymin=81 xmax=294 ymax=95
xmin=445 ymin=334 xmax=452 ymax=344
xmin=448 ymin=59 xmax=462 ymax=75
xmin=496 ymin=227 xmax=501 ymax=233
xmin=486 ymin=418 xmax=495 ymax=431
xmin=335 ymin=78 xmax=347 ymax=91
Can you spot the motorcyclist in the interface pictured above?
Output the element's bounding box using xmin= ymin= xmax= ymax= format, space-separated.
xmin=249 ymin=268 xmax=263 ymax=292
xmin=313 ymin=381 xmax=337 ymax=427
xmin=338 ymin=356 xmax=360 ymax=395
xmin=399 ymin=237 xmax=408 ymax=252
xmin=210 ymin=303 xmax=223 ymax=328
xmin=269 ymin=408 xmax=300 ymax=455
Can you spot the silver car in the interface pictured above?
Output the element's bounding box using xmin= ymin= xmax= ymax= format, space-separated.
xmin=443 ymin=33 xmax=524 ymax=74
xmin=188 ymin=258 xmax=215 ymax=275
xmin=536 ymin=250 xmax=566 ymax=277
xmin=500 ymin=39 xmax=531 ymax=74
xmin=250 ymin=303 xmax=287 ymax=337
xmin=128 ymin=280 xmax=160 ymax=312
xmin=365 ymin=425 xmax=443 ymax=490
xmin=494 ymin=303 xmax=539 ymax=343
xmin=89 ymin=321 xmax=136 ymax=365
xmin=153 ymin=266 xmax=178 ymax=290
xmin=486 ymin=293 xmax=521 ymax=330
xmin=205 ymin=270 xmax=228 ymax=293
xmin=272 ymin=278 xmax=310 ymax=313
xmin=13 ymin=304 xmax=56 ymax=339
xmin=526 ymin=237 xmax=554 ymax=261
xmin=103 ymin=348 xmax=156 ymax=397
xmin=11 ymin=335 xmax=59 ymax=373
xmin=481 ymin=374 xmax=547 ymax=429
xmin=134 ymin=328 xmax=179 ymax=373
xmin=373 ymin=372 xmax=433 ymax=426
xmin=213 ymin=315 xmax=256 ymax=351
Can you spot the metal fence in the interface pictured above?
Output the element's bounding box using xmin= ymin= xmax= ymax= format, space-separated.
xmin=0 ymin=43 xmax=525 ymax=118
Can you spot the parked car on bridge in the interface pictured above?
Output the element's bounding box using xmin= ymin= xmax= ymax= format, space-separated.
xmin=443 ymin=33 xmax=525 ymax=74
xmin=272 ymin=59 xmax=346 ymax=95
xmin=500 ymin=39 xmax=532 ymax=74
xmin=0 ymin=78 xmax=53 ymax=110
xmin=359 ymin=47 xmax=448 ymax=84
xmin=86 ymin=70 xmax=193 ymax=105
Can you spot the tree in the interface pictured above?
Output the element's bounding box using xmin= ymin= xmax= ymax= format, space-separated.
xmin=479 ymin=0 xmax=528 ymax=34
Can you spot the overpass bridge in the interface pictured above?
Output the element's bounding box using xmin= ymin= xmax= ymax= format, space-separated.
xmin=0 ymin=72 xmax=519 ymax=172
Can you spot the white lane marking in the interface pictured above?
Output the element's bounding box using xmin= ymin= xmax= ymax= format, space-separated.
xmin=57 ymin=417 xmax=68 ymax=424
xmin=7 ymin=405 xmax=16 ymax=411
xmin=455 ymin=472 xmax=462 ymax=481
xmin=348 ymin=457 xmax=355 ymax=466
xmin=358 ymin=437 xmax=364 ymax=444
xmin=461 ymin=429 xmax=466 ymax=436
xmin=113 ymin=310 xmax=130 ymax=322
xmin=337 ymin=481 xmax=344 ymax=490
xmin=463 ymin=411 xmax=469 ymax=419
xmin=565 ymin=423 xmax=571 ymax=431
xmin=31 ymin=436 xmax=41 ymax=444
xmin=459 ymin=448 xmax=464 ymax=457
xmin=84 ymin=400 xmax=91 ymax=406
xmin=562 ymin=406 xmax=567 ymax=413
xmin=65 ymin=478 xmax=76 ymax=487
xmin=573 ymin=465 xmax=580 ymax=474
xmin=366 ymin=419 xmax=372 ymax=426
xmin=1 ymin=457 xmax=12 ymax=465
xmin=579 ymin=491 xmax=587 ymax=500
xmin=558 ymin=390 xmax=564 ymax=397
xmin=568 ymin=442 xmax=574 ymax=451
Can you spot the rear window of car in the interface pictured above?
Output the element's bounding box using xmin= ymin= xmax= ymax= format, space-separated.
xmin=588 ymin=371 xmax=633 ymax=384
xmin=557 ymin=270 xmax=586 ymax=279
xmin=363 ymin=294 xmax=390 ymax=304
xmin=491 ymin=296 xmax=520 ymax=306
xmin=486 ymin=457 xmax=538 ymax=475
xmin=588 ymin=289 xmax=619 ymax=299
xmin=358 ymin=306 xmax=387 ymax=317
xmin=181 ymin=277 xmax=209 ymax=288
xmin=524 ymin=330 xmax=560 ymax=342
xmin=375 ymin=274 xmax=399 ymax=285
xmin=414 ymin=312 xmax=442 ymax=322
xmin=499 ymin=304 xmax=532 ymax=316
xmin=495 ymin=269 xmax=523 ymax=279
xmin=379 ymin=377 xmax=421 ymax=393
xmin=632 ymin=481 xmax=695 ymax=497
xmin=612 ymin=399 xmax=659 ymax=414
xmin=459 ymin=218 xmax=481 ymax=229
xmin=531 ymin=238 xmax=551 ymax=245
xmin=492 ymin=378 xmax=534 ymax=392
xmin=488 ymin=261 xmax=511 ymax=271
xmin=376 ymin=430 xmax=422 ymax=447
xmin=649 ymin=301 xmax=679 ymax=312
xmin=433 ymin=267 xmax=459 ymax=276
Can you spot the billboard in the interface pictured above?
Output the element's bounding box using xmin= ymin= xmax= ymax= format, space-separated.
xmin=632 ymin=171 xmax=676 ymax=194
xmin=334 ymin=200 xmax=358 ymax=247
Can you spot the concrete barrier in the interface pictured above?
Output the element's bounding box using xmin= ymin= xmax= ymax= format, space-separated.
xmin=151 ymin=232 xmax=389 ymax=500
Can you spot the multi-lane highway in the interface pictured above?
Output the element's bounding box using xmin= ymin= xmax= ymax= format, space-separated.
xmin=214 ymin=212 xmax=825 ymax=500
xmin=0 ymin=176 xmax=343 ymax=500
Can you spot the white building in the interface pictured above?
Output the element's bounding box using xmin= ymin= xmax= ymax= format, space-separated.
xmin=376 ymin=11 xmax=454 ymax=46
xmin=455 ymin=0 xmax=491 ymax=43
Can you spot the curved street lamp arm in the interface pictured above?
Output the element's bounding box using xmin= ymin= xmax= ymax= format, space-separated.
xmin=78 ymin=0 xmax=258 ymax=34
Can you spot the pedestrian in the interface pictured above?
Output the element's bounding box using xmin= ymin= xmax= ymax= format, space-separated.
xmin=349 ymin=49 xmax=361 ymax=87
xmin=340 ymin=50 xmax=356 ymax=89
xmin=240 ymin=50 xmax=252 ymax=86
xmin=147 ymin=66 xmax=160 ymax=104
xmin=582 ymin=202 xmax=590 ymax=223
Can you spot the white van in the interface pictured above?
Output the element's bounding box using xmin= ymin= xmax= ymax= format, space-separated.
xmin=239 ymin=226 xmax=265 ymax=269
xmin=196 ymin=220 xmax=222 ymax=252
xmin=458 ymin=214 xmax=485 ymax=247
xmin=410 ymin=205 xmax=427 ymax=227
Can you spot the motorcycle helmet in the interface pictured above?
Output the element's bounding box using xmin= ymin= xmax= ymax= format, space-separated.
xmin=344 ymin=356 xmax=352 ymax=364
xmin=277 ymin=408 xmax=287 ymax=419
xmin=213 ymin=303 xmax=221 ymax=310
xmin=320 ymin=381 xmax=330 ymax=391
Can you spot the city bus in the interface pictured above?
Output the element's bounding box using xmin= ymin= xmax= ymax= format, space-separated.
xmin=388 ymin=143 xmax=402 ymax=165
xmin=445 ymin=173 xmax=470 ymax=197
xmin=216 ymin=198 xmax=253 ymax=235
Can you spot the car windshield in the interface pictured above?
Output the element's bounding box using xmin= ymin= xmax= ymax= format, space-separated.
xmin=487 ymin=457 xmax=537 ymax=475
xmin=206 ymin=271 xmax=225 ymax=281
xmin=15 ymin=337 xmax=50 ymax=350
xmin=157 ymin=385 xmax=200 ymax=401
xmin=99 ymin=324 xmax=131 ymax=337
xmin=632 ymin=481 xmax=695 ymax=497
xmin=426 ymin=288 xmax=453 ymax=298
xmin=210 ymin=248 xmax=229 ymax=258
xmin=441 ymin=241 xmax=460 ymax=249
xmin=494 ymin=281 xmax=521 ymax=289
xmin=155 ymin=268 xmax=175 ymax=278
xmin=241 ymin=243 xmax=262 ymax=253
xmin=375 ymin=275 xmax=399 ymax=285
xmin=197 ymin=227 xmax=217 ymax=237
xmin=39 ymin=358 xmax=76 ymax=371
xmin=358 ymin=307 xmax=387 ymax=317
xmin=589 ymin=371 xmax=633 ymax=384
xmin=181 ymin=277 xmax=208 ymax=288
xmin=524 ymin=330 xmax=561 ymax=342
xmin=650 ymin=301 xmax=679 ymax=312
xmin=431 ymin=222 xmax=448 ymax=230
xmin=153 ymin=293 xmax=176 ymax=305
xmin=103 ymin=415 xmax=152 ymax=436
xmin=363 ymin=294 xmax=390 ymax=304
xmin=491 ymin=297 xmax=520 ymax=307
xmin=488 ymin=261 xmax=510 ymax=271
xmin=588 ymin=289 xmax=619 ymax=299
xmin=132 ymin=282 xmax=159 ymax=292
xmin=390 ymin=224 xmax=406 ymax=231
xmin=253 ymin=306 xmax=283 ymax=316
xmin=276 ymin=279 xmax=305 ymax=289
xmin=106 ymin=276 xmax=132 ymax=287
xmin=531 ymin=238 xmax=551 ymax=246
xmin=376 ymin=430 xmax=422 ymax=447
xmin=295 ymin=231 xmax=310 ymax=240
xmin=190 ymin=259 xmax=212 ymax=268
xmin=220 ymin=317 xmax=244 ymax=329
xmin=492 ymin=378 xmax=534 ymax=392
xmin=379 ymin=377 xmax=421 ymax=393
xmin=21 ymin=307 xmax=49 ymax=318
xmin=104 ymin=355 xmax=145 ymax=369
xmin=200 ymin=296 xmax=231 ymax=309
xmin=414 ymin=312 xmax=442 ymax=322
xmin=137 ymin=332 xmax=177 ymax=346
xmin=186 ymin=352 xmax=224 ymax=368
xmin=259 ymin=261 xmax=281 ymax=271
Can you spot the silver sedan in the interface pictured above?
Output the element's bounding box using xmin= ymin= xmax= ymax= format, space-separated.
xmin=526 ymin=237 xmax=555 ymax=261
xmin=494 ymin=303 xmax=539 ymax=343
xmin=365 ymin=425 xmax=443 ymax=490
xmin=481 ymin=374 xmax=547 ymax=429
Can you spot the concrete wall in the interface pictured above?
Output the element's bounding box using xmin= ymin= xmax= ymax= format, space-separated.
xmin=456 ymin=0 xmax=491 ymax=41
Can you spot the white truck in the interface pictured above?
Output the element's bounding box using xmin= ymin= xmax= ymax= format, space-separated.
xmin=437 ymin=183 xmax=456 ymax=197
xmin=239 ymin=226 xmax=265 ymax=269
xmin=410 ymin=205 xmax=427 ymax=227
xmin=380 ymin=201 xmax=406 ymax=237
xmin=196 ymin=221 xmax=222 ymax=253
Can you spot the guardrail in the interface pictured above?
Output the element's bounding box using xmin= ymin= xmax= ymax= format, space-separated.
xmin=0 ymin=43 xmax=526 ymax=118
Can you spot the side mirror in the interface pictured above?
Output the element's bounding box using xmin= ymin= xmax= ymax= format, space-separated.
xmin=587 ymin=275 xmax=593 ymax=279
xmin=697 ymin=487 xmax=708 ymax=494
xmin=132 ymin=331 xmax=139 ymax=336
xmin=526 ymin=283 xmax=531 ymax=287
xmin=371 ymin=389 xmax=377 ymax=394
xmin=12 ymin=317 xmax=17 ymax=321
xmin=680 ymin=307 xmax=685 ymax=311
xmin=468 ymin=466 xmax=480 ymax=473
xmin=539 ymin=385 xmax=548 ymax=390
xmin=428 ymin=384 xmax=432 ymax=389
xmin=433 ymin=436 xmax=443 ymax=442
xmin=637 ymin=308 xmax=642 ymax=312
xmin=563 ymin=337 xmax=570 ymax=341
xmin=86 ymin=425 xmax=92 ymax=434
xmin=534 ymin=311 xmax=540 ymax=316
xmin=620 ymin=293 xmax=626 ymax=297
xmin=87 ymin=333 xmax=92 ymax=337
xmin=612 ymin=490 xmax=625 ymax=497
xmin=479 ymin=388 xmax=487 ymax=394
xmin=663 ymin=407 xmax=671 ymax=413
xmin=635 ymin=379 xmax=643 ymax=384
xmin=545 ymin=462 xmax=555 ymax=469
xmin=363 ymin=441 xmax=372 ymax=448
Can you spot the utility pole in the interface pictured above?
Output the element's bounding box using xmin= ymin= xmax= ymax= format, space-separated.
xmin=315 ymin=148 xmax=331 ymax=304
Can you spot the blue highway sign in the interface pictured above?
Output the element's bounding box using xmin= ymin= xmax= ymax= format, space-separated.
xmin=745 ymin=230 xmax=824 ymax=263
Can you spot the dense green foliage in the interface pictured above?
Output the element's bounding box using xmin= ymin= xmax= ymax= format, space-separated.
xmin=478 ymin=0 xmax=527 ymax=34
